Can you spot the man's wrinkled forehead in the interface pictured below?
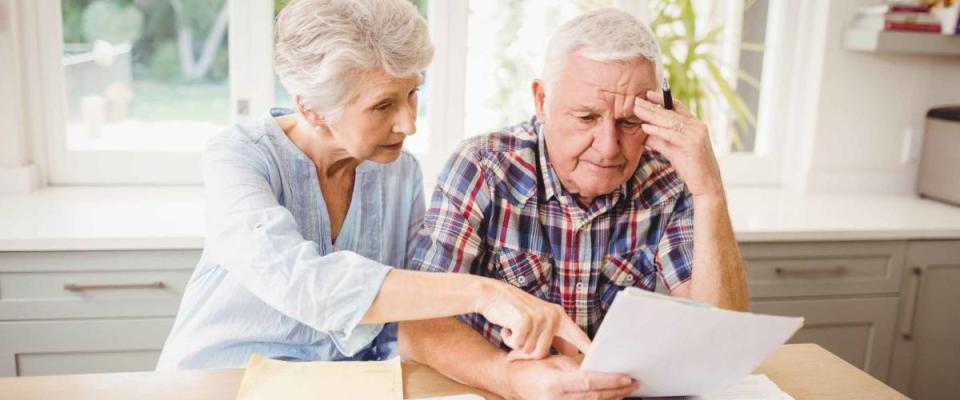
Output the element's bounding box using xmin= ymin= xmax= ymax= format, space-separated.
xmin=559 ymin=65 xmax=656 ymax=109
xmin=566 ymin=80 xmax=645 ymax=116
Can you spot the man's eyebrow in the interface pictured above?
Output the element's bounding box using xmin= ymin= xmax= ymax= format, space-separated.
xmin=570 ymin=104 xmax=604 ymax=113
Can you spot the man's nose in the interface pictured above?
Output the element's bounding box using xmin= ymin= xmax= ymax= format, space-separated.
xmin=592 ymin=118 xmax=621 ymax=159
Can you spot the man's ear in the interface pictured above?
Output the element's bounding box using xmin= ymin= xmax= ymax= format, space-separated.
xmin=294 ymin=95 xmax=326 ymax=129
xmin=532 ymin=79 xmax=547 ymax=124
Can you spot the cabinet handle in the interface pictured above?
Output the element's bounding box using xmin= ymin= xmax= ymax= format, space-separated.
xmin=899 ymin=267 xmax=923 ymax=341
xmin=774 ymin=266 xmax=848 ymax=277
xmin=63 ymin=281 xmax=166 ymax=291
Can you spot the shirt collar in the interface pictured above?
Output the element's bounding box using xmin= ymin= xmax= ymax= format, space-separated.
xmin=536 ymin=122 xmax=563 ymax=202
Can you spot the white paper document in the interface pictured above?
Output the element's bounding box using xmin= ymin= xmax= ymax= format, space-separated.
xmin=685 ymin=374 xmax=794 ymax=400
xmin=580 ymin=288 xmax=803 ymax=398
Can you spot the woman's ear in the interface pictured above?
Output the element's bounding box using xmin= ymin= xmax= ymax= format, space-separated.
xmin=295 ymin=95 xmax=326 ymax=130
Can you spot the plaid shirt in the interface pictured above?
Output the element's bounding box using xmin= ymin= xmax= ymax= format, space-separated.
xmin=410 ymin=117 xmax=694 ymax=347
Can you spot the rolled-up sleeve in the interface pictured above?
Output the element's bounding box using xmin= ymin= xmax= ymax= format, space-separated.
xmin=202 ymin=136 xmax=390 ymax=356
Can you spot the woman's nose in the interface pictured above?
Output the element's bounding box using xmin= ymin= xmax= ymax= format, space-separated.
xmin=394 ymin=104 xmax=417 ymax=136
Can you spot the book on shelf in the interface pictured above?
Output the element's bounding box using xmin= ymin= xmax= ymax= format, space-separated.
xmin=851 ymin=2 xmax=944 ymax=34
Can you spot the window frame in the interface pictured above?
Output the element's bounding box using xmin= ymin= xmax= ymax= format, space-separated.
xmin=26 ymin=0 xmax=796 ymax=187
xmin=417 ymin=0 xmax=469 ymax=189
xmin=716 ymin=0 xmax=792 ymax=186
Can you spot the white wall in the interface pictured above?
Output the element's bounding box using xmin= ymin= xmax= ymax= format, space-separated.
xmin=784 ymin=0 xmax=960 ymax=194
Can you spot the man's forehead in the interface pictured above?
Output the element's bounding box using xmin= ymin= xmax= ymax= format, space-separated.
xmin=565 ymin=84 xmax=639 ymax=109
xmin=598 ymin=88 xmax=632 ymax=98
xmin=564 ymin=76 xmax=651 ymax=100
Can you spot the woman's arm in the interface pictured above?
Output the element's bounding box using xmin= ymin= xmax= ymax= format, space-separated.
xmin=203 ymin=135 xmax=588 ymax=357
xmin=364 ymin=269 xmax=591 ymax=357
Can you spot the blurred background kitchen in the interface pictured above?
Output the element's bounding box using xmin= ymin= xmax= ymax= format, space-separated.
xmin=0 ymin=0 xmax=958 ymax=398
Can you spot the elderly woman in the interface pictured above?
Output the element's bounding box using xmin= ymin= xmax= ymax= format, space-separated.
xmin=157 ymin=0 xmax=588 ymax=370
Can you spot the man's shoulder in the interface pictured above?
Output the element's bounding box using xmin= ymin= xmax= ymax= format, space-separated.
xmin=440 ymin=119 xmax=540 ymax=205
xmin=457 ymin=118 xmax=539 ymax=163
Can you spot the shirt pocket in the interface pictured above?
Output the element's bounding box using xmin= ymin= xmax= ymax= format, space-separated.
xmin=599 ymin=252 xmax=654 ymax=312
xmin=495 ymin=247 xmax=553 ymax=299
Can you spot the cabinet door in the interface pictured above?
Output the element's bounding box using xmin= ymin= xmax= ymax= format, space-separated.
xmin=0 ymin=318 xmax=173 ymax=377
xmin=889 ymin=241 xmax=960 ymax=400
xmin=751 ymin=297 xmax=898 ymax=382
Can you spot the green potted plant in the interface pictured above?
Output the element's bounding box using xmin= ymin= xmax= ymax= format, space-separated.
xmin=650 ymin=0 xmax=761 ymax=151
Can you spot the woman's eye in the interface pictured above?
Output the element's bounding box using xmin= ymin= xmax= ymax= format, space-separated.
xmin=409 ymin=87 xmax=420 ymax=97
xmin=375 ymin=103 xmax=392 ymax=112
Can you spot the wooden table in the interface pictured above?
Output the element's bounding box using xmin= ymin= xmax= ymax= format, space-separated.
xmin=0 ymin=344 xmax=907 ymax=399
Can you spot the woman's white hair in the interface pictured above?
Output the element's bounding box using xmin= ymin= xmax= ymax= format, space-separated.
xmin=542 ymin=8 xmax=663 ymax=102
xmin=274 ymin=0 xmax=433 ymax=121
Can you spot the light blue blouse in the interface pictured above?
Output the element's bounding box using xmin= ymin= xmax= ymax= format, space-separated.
xmin=156 ymin=114 xmax=424 ymax=370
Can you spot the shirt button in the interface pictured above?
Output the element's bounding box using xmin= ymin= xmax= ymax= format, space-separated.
xmin=625 ymin=275 xmax=635 ymax=284
xmin=576 ymin=282 xmax=585 ymax=292
xmin=518 ymin=276 xmax=527 ymax=285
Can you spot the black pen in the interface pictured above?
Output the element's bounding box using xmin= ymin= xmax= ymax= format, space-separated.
xmin=662 ymin=78 xmax=673 ymax=110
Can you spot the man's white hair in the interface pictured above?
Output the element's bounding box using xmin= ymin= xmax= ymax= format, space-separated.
xmin=273 ymin=0 xmax=433 ymax=122
xmin=542 ymin=8 xmax=663 ymax=102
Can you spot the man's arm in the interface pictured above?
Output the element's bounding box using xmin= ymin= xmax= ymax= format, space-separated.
xmin=635 ymin=90 xmax=749 ymax=311
xmin=399 ymin=318 xmax=638 ymax=400
xmin=399 ymin=318 xmax=510 ymax=392
xmin=672 ymin=195 xmax=749 ymax=311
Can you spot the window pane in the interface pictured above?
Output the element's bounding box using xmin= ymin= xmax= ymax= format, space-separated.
xmin=652 ymin=0 xmax=767 ymax=153
xmin=464 ymin=0 xmax=612 ymax=136
xmin=61 ymin=0 xmax=230 ymax=152
xmin=271 ymin=0 xmax=431 ymax=155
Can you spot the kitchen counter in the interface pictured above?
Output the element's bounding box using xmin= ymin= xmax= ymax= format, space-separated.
xmin=1 ymin=186 xmax=959 ymax=251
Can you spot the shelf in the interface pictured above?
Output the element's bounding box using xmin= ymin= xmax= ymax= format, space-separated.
xmin=844 ymin=29 xmax=960 ymax=56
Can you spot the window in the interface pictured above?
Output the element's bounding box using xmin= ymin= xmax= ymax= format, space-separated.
xmin=60 ymin=0 xmax=231 ymax=153
xmin=638 ymin=0 xmax=785 ymax=184
xmin=31 ymin=0 xmax=787 ymax=186
xmin=33 ymin=0 xmax=274 ymax=184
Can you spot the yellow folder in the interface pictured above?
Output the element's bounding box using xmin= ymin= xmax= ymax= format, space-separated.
xmin=236 ymin=354 xmax=403 ymax=400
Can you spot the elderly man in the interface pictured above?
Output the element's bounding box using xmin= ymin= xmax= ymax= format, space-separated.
xmin=400 ymin=8 xmax=748 ymax=400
